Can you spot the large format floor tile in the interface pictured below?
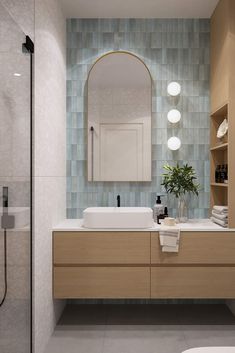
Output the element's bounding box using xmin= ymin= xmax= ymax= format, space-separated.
xmin=44 ymin=326 xmax=106 ymax=353
xmin=182 ymin=325 xmax=235 ymax=349
xmin=44 ymin=304 xmax=235 ymax=353
xmin=103 ymin=325 xmax=187 ymax=353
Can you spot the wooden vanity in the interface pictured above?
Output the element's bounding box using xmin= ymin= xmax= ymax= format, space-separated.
xmin=53 ymin=224 xmax=235 ymax=299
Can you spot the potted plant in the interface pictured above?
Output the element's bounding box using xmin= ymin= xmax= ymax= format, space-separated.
xmin=161 ymin=163 xmax=200 ymax=222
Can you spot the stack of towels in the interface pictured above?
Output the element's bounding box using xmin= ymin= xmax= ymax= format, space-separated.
xmin=159 ymin=228 xmax=180 ymax=253
xmin=211 ymin=205 xmax=228 ymax=228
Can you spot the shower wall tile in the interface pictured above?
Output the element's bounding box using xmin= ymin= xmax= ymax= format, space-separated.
xmin=0 ymin=0 xmax=34 ymax=40
xmin=67 ymin=19 xmax=210 ymax=218
xmin=35 ymin=0 xmax=66 ymax=178
xmin=34 ymin=176 xmax=66 ymax=353
xmin=34 ymin=1 xmax=66 ymax=353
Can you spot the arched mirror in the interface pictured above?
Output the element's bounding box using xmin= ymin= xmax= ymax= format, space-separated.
xmin=87 ymin=51 xmax=152 ymax=182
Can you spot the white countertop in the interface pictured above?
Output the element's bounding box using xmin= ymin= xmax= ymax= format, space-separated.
xmin=52 ymin=219 xmax=234 ymax=232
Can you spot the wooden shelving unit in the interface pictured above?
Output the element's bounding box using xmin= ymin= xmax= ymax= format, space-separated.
xmin=211 ymin=0 xmax=235 ymax=228
xmin=210 ymin=102 xmax=228 ymax=220
xmin=210 ymin=143 xmax=228 ymax=152
xmin=211 ymin=183 xmax=228 ymax=188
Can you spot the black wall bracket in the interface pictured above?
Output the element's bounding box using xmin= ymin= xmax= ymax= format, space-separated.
xmin=23 ymin=35 xmax=34 ymax=54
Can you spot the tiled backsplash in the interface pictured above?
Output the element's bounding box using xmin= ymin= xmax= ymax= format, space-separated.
xmin=67 ymin=19 xmax=210 ymax=219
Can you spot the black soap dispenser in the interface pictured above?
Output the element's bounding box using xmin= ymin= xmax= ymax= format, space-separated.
xmin=153 ymin=195 xmax=164 ymax=223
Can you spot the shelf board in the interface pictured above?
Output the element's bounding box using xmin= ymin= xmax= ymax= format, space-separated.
xmin=211 ymin=102 xmax=228 ymax=119
xmin=211 ymin=183 xmax=228 ymax=187
xmin=210 ymin=143 xmax=228 ymax=151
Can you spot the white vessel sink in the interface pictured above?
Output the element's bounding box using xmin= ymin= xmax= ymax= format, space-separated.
xmin=83 ymin=207 xmax=154 ymax=229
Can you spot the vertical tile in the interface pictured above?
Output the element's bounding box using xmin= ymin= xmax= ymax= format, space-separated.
xmin=66 ymin=19 xmax=210 ymax=218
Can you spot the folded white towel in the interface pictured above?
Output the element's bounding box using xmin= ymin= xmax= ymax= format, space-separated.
xmin=212 ymin=209 xmax=228 ymax=215
xmin=213 ymin=205 xmax=228 ymax=212
xmin=211 ymin=216 xmax=228 ymax=228
xmin=212 ymin=210 xmax=228 ymax=220
xmin=159 ymin=229 xmax=180 ymax=252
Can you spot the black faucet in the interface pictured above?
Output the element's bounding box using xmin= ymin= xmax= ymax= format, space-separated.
xmin=117 ymin=195 xmax=120 ymax=207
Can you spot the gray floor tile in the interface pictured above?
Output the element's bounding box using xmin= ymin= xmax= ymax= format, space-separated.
xmin=178 ymin=305 xmax=235 ymax=325
xmin=106 ymin=304 xmax=157 ymax=325
xmin=58 ymin=304 xmax=107 ymax=325
xmin=44 ymin=304 xmax=235 ymax=353
xmin=182 ymin=325 xmax=235 ymax=349
xmin=145 ymin=304 xmax=182 ymax=325
xmin=103 ymin=325 xmax=188 ymax=353
xmin=45 ymin=326 xmax=105 ymax=353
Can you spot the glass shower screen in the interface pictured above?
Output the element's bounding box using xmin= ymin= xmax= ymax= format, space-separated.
xmin=0 ymin=3 xmax=33 ymax=353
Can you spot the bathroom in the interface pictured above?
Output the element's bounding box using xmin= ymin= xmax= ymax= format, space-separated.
xmin=0 ymin=0 xmax=235 ymax=352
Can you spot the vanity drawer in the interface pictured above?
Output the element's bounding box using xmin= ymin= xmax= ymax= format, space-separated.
xmin=151 ymin=232 xmax=235 ymax=265
xmin=54 ymin=266 xmax=150 ymax=299
xmin=151 ymin=267 xmax=235 ymax=298
xmin=53 ymin=231 xmax=150 ymax=265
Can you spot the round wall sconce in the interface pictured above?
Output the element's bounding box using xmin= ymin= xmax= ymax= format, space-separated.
xmin=167 ymin=82 xmax=181 ymax=96
xmin=167 ymin=137 xmax=181 ymax=150
xmin=167 ymin=109 xmax=181 ymax=124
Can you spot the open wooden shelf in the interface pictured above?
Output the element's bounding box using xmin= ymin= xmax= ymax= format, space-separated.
xmin=210 ymin=105 xmax=228 ymax=147
xmin=211 ymin=183 xmax=228 ymax=188
xmin=210 ymin=102 xmax=228 ymax=119
xmin=210 ymin=103 xmax=228 ymax=222
xmin=210 ymin=1 xmax=235 ymax=228
xmin=210 ymin=143 xmax=228 ymax=151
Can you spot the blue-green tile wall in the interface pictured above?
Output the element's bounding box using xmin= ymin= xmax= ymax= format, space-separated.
xmin=67 ymin=19 xmax=210 ymax=219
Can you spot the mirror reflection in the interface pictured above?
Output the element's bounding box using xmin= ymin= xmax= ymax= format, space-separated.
xmin=87 ymin=51 xmax=152 ymax=182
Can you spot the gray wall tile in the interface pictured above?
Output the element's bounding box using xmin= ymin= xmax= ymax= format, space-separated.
xmin=67 ymin=19 xmax=210 ymax=218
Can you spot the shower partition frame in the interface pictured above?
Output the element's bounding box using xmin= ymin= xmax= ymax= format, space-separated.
xmin=23 ymin=35 xmax=34 ymax=353
xmin=0 ymin=25 xmax=34 ymax=352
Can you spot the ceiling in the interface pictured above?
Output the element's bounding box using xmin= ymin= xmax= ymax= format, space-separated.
xmin=59 ymin=0 xmax=219 ymax=19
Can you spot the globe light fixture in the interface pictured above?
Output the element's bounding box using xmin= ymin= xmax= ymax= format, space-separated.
xmin=167 ymin=137 xmax=181 ymax=150
xmin=167 ymin=109 xmax=181 ymax=124
xmin=167 ymin=82 xmax=181 ymax=96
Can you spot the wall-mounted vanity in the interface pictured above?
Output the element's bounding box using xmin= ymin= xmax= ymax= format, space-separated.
xmin=52 ymin=220 xmax=235 ymax=300
xmin=87 ymin=51 xmax=152 ymax=182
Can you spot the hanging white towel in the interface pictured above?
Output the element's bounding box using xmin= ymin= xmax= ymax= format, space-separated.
xmin=159 ymin=232 xmax=178 ymax=247
xmin=162 ymin=244 xmax=179 ymax=253
xmin=159 ymin=228 xmax=180 ymax=253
